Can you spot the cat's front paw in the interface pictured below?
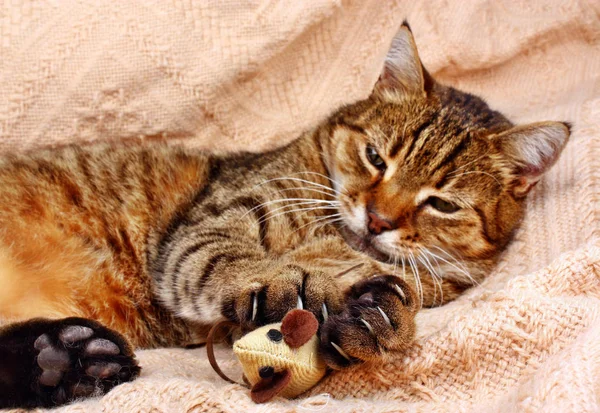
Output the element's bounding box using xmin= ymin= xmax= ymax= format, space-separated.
xmin=319 ymin=275 xmax=417 ymax=369
xmin=228 ymin=264 xmax=344 ymax=328
xmin=0 ymin=317 xmax=140 ymax=408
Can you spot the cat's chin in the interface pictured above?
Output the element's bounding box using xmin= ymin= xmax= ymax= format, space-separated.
xmin=337 ymin=226 xmax=392 ymax=263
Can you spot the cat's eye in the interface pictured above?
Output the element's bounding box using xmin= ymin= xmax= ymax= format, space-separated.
xmin=427 ymin=196 xmax=460 ymax=213
xmin=365 ymin=145 xmax=386 ymax=170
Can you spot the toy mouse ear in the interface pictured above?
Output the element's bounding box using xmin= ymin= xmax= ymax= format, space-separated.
xmin=281 ymin=309 xmax=319 ymax=348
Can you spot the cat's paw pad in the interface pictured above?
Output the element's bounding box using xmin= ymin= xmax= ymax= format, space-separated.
xmin=32 ymin=318 xmax=140 ymax=405
xmin=319 ymin=275 xmax=417 ymax=369
xmin=229 ymin=265 xmax=343 ymax=328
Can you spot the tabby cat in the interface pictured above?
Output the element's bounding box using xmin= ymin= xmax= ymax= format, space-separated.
xmin=0 ymin=24 xmax=569 ymax=408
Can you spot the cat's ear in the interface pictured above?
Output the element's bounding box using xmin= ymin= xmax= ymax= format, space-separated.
xmin=493 ymin=121 xmax=571 ymax=197
xmin=374 ymin=22 xmax=433 ymax=97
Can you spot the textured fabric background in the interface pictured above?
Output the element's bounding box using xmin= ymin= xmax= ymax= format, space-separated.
xmin=1 ymin=0 xmax=599 ymax=412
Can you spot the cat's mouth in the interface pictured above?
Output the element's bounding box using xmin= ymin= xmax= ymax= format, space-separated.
xmin=337 ymin=226 xmax=393 ymax=263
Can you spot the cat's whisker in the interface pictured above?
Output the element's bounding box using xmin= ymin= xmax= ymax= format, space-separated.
xmin=312 ymin=218 xmax=345 ymax=234
xmin=290 ymin=213 xmax=344 ymax=236
xmin=401 ymin=254 xmax=406 ymax=280
xmin=306 ymin=215 xmax=345 ymax=234
xmin=289 ymin=171 xmax=348 ymax=194
xmin=407 ymin=251 xmax=423 ymax=309
xmin=255 ymin=199 xmax=339 ymax=221
xmin=426 ymin=247 xmax=478 ymax=286
xmin=418 ymin=248 xmax=444 ymax=306
xmin=428 ymin=245 xmax=472 ymax=277
xmin=423 ymin=247 xmax=445 ymax=273
xmin=274 ymin=186 xmax=340 ymax=199
xmin=447 ymin=151 xmax=491 ymax=176
xmin=447 ymin=170 xmax=503 ymax=188
xmin=422 ymin=248 xmax=446 ymax=300
xmin=257 ymin=205 xmax=339 ymax=225
xmin=238 ymin=197 xmax=337 ymax=221
xmin=416 ymin=253 xmax=436 ymax=305
xmin=255 ymin=177 xmax=341 ymax=196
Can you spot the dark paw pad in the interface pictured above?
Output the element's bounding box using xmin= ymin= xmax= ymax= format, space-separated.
xmin=29 ymin=319 xmax=140 ymax=406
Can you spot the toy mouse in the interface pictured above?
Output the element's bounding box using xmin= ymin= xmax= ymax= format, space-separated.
xmin=207 ymin=309 xmax=327 ymax=403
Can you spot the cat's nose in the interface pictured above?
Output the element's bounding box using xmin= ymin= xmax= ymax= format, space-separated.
xmin=367 ymin=211 xmax=393 ymax=235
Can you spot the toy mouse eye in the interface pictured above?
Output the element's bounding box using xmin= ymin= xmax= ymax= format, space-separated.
xmin=258 ymin=366 xmax=275 ymax=378
xmin=267 ymin=329 xmax=283 ymax=343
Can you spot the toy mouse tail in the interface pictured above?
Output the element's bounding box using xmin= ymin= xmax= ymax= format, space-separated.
xmin=206 ymin=320 xmax=248 ymax=387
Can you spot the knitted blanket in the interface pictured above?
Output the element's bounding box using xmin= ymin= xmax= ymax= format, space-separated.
xmin=1 ymin=1 xmax=599 ymax=412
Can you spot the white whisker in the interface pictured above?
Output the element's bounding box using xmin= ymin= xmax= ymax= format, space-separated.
xmin=290 ymin=171 xmax=347 ymax=193
xmin=422 ymin=249 xmax=446 ymax=305
xmin=310 ymin=216 xmax=345 ymax=234
xmin=429 ymin=245 xmax=471 ymax=275
xmin=291 ymin=214 xmax=344 ymax=235
xmin=256 ymin=199 xmax=339 ymax=221
xmin=254 ymin=177 xmax=342 ymax=196
xmin=407 ymin=251 xmax=423 ymax=308
xmin=257 ymin=205 xmax=339 ymax=225
xmin=275 ymin=186 xmax=339 ymax=199
xmin=238 ymin=197 xmax=338 ymax=221
xmin=401 ymin=254 xmax=406 ymax=279
xmin=447 ymin=151 xmax=491 ymax=176
xmin=416 ymin=253 xmax=436 ymax=304
xmin=447 ymin=170 xmax=502 ymax=187
xmin=418 ymin=248 xmax=444 ymax=305
xmin=426 ymin=247 xmax=478 ymax=286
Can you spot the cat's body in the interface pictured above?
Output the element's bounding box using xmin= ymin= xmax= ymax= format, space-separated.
xmin=0 ymin=24 xmax=570 ymax=408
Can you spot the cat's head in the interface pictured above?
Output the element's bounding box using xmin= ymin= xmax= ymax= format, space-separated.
xmin=322 ymin=23 xmax=570 ymax=288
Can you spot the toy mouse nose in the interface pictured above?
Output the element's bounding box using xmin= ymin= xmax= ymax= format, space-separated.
xmin=367 ymin=211 xmax=393 ymax=235
xmin=259 ymin=366 xmax=274 ymax=378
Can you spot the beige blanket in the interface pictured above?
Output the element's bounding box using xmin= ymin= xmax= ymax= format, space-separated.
xmin=1 ymin=1 xmax=599 ymax=412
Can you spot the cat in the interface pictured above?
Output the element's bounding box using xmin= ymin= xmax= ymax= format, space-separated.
xmin=0 ymin=23 xmax=570 ymax=408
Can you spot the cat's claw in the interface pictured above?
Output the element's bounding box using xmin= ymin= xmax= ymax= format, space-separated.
xmin=233 ymin=265 xmax=343 ymax=327
xmin=320 ymin=275 xmax=417 ymax=370
xmin=251 ymin=293 xmax=258 ymax=322
xmin=330 ymin=342 xmax=351 ymax=361
xmin=359 ymin=318 xmax=375 ymax=335
xmin=393 ymin=284 xmax=407 ymax=303
xmin=377 ymin=306 xmax=392 ymax=326
xmin=322 ymin=303 xmax=329 ymax=322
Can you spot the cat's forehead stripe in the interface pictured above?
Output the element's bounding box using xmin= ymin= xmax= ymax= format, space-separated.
xmin=388 ymin=120 xmax=430 ymax=159
xmin=428 ymin=134 xmax=470 ymax=176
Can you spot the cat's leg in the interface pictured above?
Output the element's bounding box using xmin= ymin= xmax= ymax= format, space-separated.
xmin=0 ymin=317 xmax=140 ymax=409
